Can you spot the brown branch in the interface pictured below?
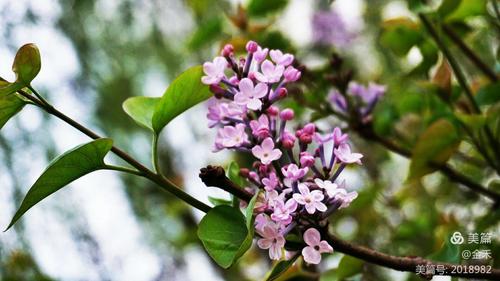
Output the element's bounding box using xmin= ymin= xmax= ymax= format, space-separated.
xmin=199 ymin=165 xmax=253 ymax=202
xmin=359 ymin=126 xmax=500 ymax=203
xmin=199 ymin=165 xmax=500 ymax=279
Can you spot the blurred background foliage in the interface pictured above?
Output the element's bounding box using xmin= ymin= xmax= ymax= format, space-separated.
xmin=0 ymin=0 xmax=499 ymax=280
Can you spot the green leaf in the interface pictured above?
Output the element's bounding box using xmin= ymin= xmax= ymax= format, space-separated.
xmin=408 ymin=119 xmax=461 ymax=179
xmin=455 ymin=113 xmax=486 ymax=131
xmin=208 ymin=196 xmax=233 ymax=206
xmin=152 ymin=65 xmax=212 ymax=133
xmin=227 ymin=161 xmax=245 ymax=187
xmin=0 ymin=80 xmax=26 ymax=129
xmin=188 ymin=17 xmax=222 ymax=50
xmin=12 ymin=43 xmax=41 ymax=85
xmin=475 ymin=82 xmax=500 ymax=106
xmin=428 ymin=237 xmax=461 ymax=264
xmin=438 ymin=0 xmax=462 ymax=18
xmin=5 ymin=139 xmax=113 ymax=230
xmin=234 ymin=191 xmax=260 ymax=260
xmin=336 ymin=255 xmax=364 ymax=280
xmin=380 ymin=18 xmax=423 ymax=56
xmin=247 ymin=0 xmax=289 ymax=17
xmin=197 ymin=205 xmax=249 ymax=268
xmin=446 ymin=0 xmax=486 ymax=21
xmin=266 ymin=254 xmax=299 ymax=281
xmin=122 ymin=96 xmax=160 ymax=131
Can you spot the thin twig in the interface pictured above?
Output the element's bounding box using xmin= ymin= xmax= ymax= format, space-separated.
xmin=16 ymin=89 xmax=211 ymax=213
xmin=442 ymin=24 xmax=498 ymax=82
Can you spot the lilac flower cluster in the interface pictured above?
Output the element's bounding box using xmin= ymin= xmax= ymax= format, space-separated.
xmin=202 ymin=41 xmax=361 ymax=265
xmin=312 ymin=9 xmax=355 ymax=48
xmin=328 ymin=82 xmax=386 ymax=122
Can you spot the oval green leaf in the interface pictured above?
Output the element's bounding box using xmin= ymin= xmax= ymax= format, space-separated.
xmin=408 ymin=119 xmax=461 ymax=179
xmin=0 ymin=79 xmax=26 ymax=129
xmin=475 ymin=82 xmax=500 ymax=106
xmin=266 ymin=254 xmax=299 ymax=281
xmin=122 ymin=96 xmax=161 ymax=131
xmin=5 ymin=138 xmax=113 ymax=230
xmin=12 ymin=43 xmax=41 ymax=85
xmin=197 ymin=205 xmax=249 ymax=268
xmin=152 ymin=65 xmax=212 ymax=133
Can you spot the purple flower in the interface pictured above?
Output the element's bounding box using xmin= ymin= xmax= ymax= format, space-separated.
xmin=299 ymin=152 xmax=315 ymax=168
xmin=249 ymin=115 xmax=270 ymax=139
xmin=270 ymin=50 xmax=294 ymax=66
xmin=293 ymin=183 xmax=327 ymax=214
xmin=313 ymin=132 xmax=333 ymax=145
xmin=283 ymin=66 xmax=301 ymax=82
xmin=327 ymin=89 xmax=347 ymax=112
xmin=206 ymin=98 xmax=245 ymax=127
xmin=216 ymin=124 xmax=249 ymax=148
xmin=252 ymin=137 xmax=282 ymax=165
xmin=262 ymin=172 xmax=279 ymax=191
xmin=348 ymin=82 xmax=386 ymax=104
xmin=254 ymin=60 xmax=284 ymax=83
xmin=257 ymin=223 xmax=285 ymax=260
xmin=314 ymin=178 xmax=338 ymax=198
xmin=332 ymin=127 xmax=348 ymax=146
xmin=281 ymin=164 xmax=308 ymax=187
xmin=234 ymin=78 xmax=268 ymax=110
xmin=202 ymin=56 xmax=227 ymax=85
xmin=254 ymin=46 xmax=269 ymax=63
xmin=334 ymin=143 xmax=363 ymax=164
xmin=312 ymin=9 xmax=355 ymax=48
xmin=271 ymin=198 xmax=297 ymax=225
xmin=301 ymin=228 xmax=333 ymax=264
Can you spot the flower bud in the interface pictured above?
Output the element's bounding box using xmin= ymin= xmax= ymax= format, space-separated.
xmin=239 ymin=168 xmax=250 ymax=177
xmin=303 ymin=123 xmax=316 ymax=135
xmin=266 ymin=106 xmax=279 ymax=116
xmin=278 ymin=88 xmax=288 ymax=99
xmin=299 ymin=134 xmax=313 ymax=144
xmin=221 ymin=44 xmax=234 ymax=57
xmin=246 ymin=41 xmax=258 ymax=53
xmin=280 ymin=108 xmax=294 ymax=120
xmin=209 ymin=84 xmax=225 ymax=95
xmin=281 ymin=131 xmax=296 ymax=149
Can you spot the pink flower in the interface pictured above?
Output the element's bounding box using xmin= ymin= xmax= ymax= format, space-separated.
xmin=202 ymin=56 xmax=227 ymax=85
xmin=257 ymin=223 xmax=285 ymax=260
xmin=255 ymin=213 xmax=271 ymax=231
xmin=332 ymin=127 xmax=348 ymax=146
xmin=206 ymin=98 xmax=245 ymax=127
xmin=333 ymin=188 xmax=358 ymax=209
xmin=271 ymin=199 xmax=297 ymax=225
xmin=217 ymin=124 xmax=249 ymax=148
xmin=281 ymin=164 xmax=308 ymax=187
xmin=254 ymin=46 xmax=269 ymax=63
xmin=255 ymin=190 xmax=279 ymax=211
xmin=301 ymin=228 xmax=333 ymax=264
xmin=313 ymin=132 xmax=333 ymax=145
xmin=270 ymin=50 xmax=294 ymax=66
xmin=293 ymin=183 xmax=327 ymax=214
xmin=283 ymin=66 xmax=301 ymax=82
xmin=255 ymin=60 xmax=284 ymax=83
xmin=262 ymin=172 xmax=279 ymax=191
xmin=234 ymin=78 xmax=268 ymax=110
xmin=334 ymin=143 xmax=363 ymax=164
xmin=314 ymin=178 xmax=338 ymax=198
xmin=252 ymin=138 xmax=282 ymax=165
xmin=249 ymin=115 xmax=270 ymax=139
